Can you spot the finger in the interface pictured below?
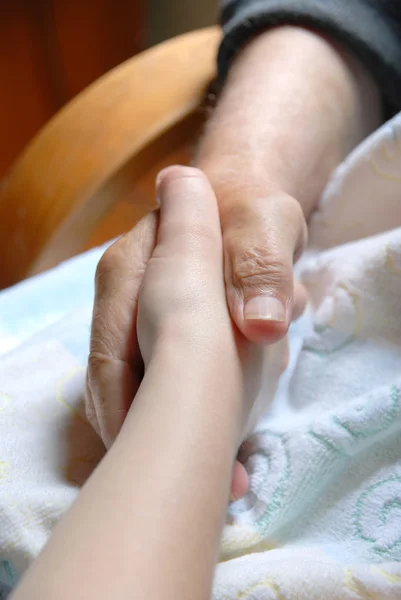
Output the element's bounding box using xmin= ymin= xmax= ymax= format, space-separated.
xmin=156 ymin=165 xmax=222 ymax=261
xmin=137 ymin=167 xmax=225 ymax=365
xmin=86 ymin=211 xmax=158 ymax=447
xmin=223 ymin=192 xmax=307 ymax=344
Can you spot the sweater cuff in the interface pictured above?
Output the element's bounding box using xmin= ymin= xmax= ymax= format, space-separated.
xmin=219 ymin=0 xmax=401 ymax=118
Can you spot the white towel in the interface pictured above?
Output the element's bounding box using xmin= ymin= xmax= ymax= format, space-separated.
xmin=2 ymin=114 xmax=401 ymax=597
xmin=213 ymin=113 xmax=401 ymax=597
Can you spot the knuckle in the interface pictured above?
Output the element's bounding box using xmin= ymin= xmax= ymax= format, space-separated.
xmin=95 ymin=241 xmax=124 ymax=290
xmin=223 ymin=192 xmax=307 ymax=290
xmin=274 ymin=192 xmax=302 ymax=216
xmin=229 ymin=244 xmax=292 ymax=293
xmin=86 ymin=352 xmax=108 ymax=388
xmin=95 ymin=215 xmax=157 ymax=294
xmin=86 ymin=353 xmax=112 ymax=412
xmin=87 ymin=351 xmax=100 ymax=376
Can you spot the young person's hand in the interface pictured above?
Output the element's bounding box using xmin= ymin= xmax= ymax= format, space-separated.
xmin=136 ymin=166 xmax=257 ymax=497
xmin=13 ymin=167 xmax=275 ymax=600
xmin=136 ymin=165 xmax=236 ymax=368
xmin=86 ymin=167 xmax=253 ymax=498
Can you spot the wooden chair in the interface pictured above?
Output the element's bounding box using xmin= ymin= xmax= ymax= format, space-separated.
xmin=0 ymin=27 xmax=220 ymax=289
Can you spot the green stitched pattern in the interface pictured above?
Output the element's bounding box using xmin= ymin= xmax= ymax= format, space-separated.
xmin=354 ymin=474 xmax=401 ymax=557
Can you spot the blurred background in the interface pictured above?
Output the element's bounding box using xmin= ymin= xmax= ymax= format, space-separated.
xmin=149 ymin=0 xmax=216 ymax=46
xmin=0 ymin=0 xmax=217 ymax=182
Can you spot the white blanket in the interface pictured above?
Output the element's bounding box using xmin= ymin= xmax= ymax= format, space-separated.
xmin=2 ymin=113 xmax=401 ymax=597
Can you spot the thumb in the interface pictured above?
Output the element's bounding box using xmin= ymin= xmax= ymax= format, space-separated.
xmin=137 ymin=165 xmax=225 ymax=364
xmin=223 ymin=192 xmax=307 ymax=344
xmin=155 ymin=165 xmax=222 ymax=259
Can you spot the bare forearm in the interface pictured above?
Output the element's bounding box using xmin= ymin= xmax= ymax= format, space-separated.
xmin=197 ymin=26 xmax=381 ymax=216
xmin=13 ymin=342 xmax=242 ymax=600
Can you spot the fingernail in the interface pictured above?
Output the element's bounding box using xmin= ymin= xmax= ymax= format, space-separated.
xmin=244 ymin=296 xmax=286 ymax=322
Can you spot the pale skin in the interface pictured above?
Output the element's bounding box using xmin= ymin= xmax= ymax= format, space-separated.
xmin=12 ymin=168 xmax=253 ymax=600
xmin=85 ymin=25 xmax=381 ymax=497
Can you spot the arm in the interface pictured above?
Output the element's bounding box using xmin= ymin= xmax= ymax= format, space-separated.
xmin=196 ymin=24 xmax=381 ymax=345
xmin=198 ymin=25 xmax=381 ymax=217
xmin=218 ymin=0 xmax=401 ymax=121
xmin=195 ymin=0 xmax=401 ymax=346
xmin=13 ymin=347 xmax=240 ymax=600
xmin=12 ymin=168 xmax=245 ymax=600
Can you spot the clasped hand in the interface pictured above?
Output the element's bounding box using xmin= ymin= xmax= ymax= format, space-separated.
xmin=85 ymin=166 xmax=306 ymax=499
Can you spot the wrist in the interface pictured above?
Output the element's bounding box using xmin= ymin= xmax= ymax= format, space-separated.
xmin=135 ymin=332 xmax=245 ymax=444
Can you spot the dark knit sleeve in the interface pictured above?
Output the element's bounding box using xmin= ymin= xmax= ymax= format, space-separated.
xmin=218 ymin=0 xmax=401 ymax=117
